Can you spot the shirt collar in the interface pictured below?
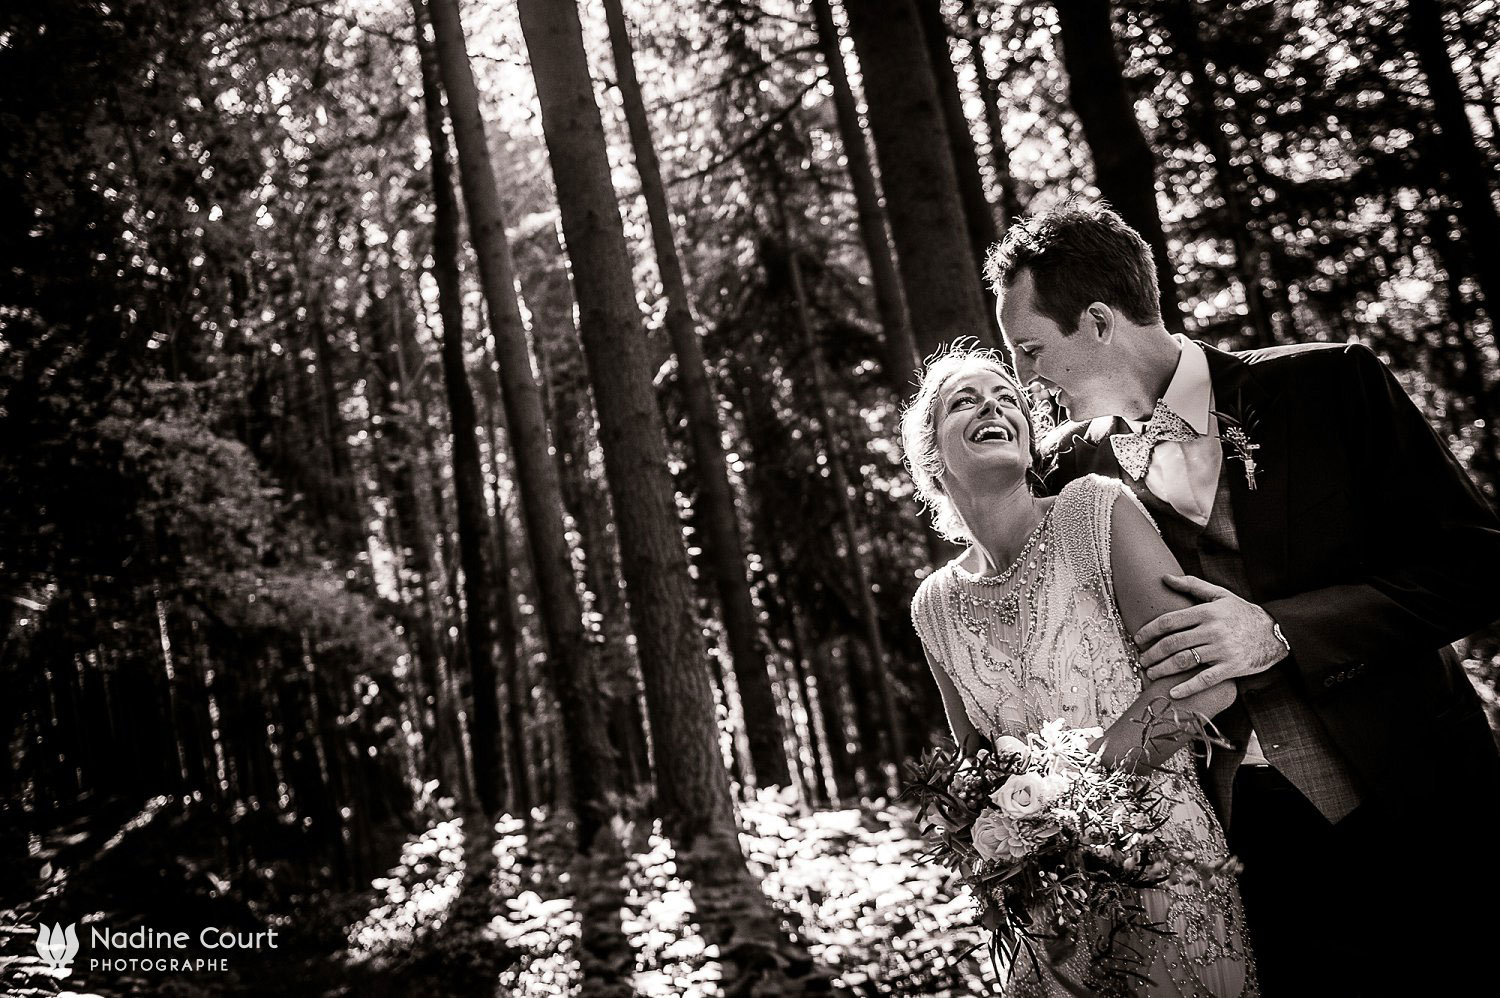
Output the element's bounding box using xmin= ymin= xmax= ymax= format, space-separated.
xmin=1120 ymin=334 xmax=1213 ymax=434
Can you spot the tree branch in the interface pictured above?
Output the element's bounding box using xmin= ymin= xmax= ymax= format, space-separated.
xmin=668 ymin=79 xmax=818 ymax=187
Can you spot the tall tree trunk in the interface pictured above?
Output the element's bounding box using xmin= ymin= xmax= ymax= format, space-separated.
xmin=304 ymin=290 xmax=366 ymax=555
xmin=531 ymin=313 xmax=653 ymax=794
xmin=475 ymin=361 xmax=537 ymax=814
xmin=1406 ymin=0 xmax=1500 ymax=317
xmin=757 ymin=533 xmax=858 ymax=803
xmin=424 ymin=0 xmax=618 ymax=846
xmin=808 ymin=0 xmax=922 ymax=392
xmin=959 ymin=0 xmax=1025 ymax=228
xmin=602 ymin=0 xmax=790 ymax=789
xmin=1158 ymin=0 xmax=1277 ymax=347
xmin=515 ymin=0 xmax=738 ymax=848
xmin=489 ymin=501 xmax=536 ymax=814
xmin=914 ymin=0 xmax=999 ymax=286
xmin=358 ymin=346 xmax=445 ymax=788
xmin=731 ymin=367 xmax=865 ymax=800
xmin=840 ymin=0 xmax=995 ymax=359
xmin=786 ymin=246 xmax=907 ymax=785
xmin=356 ymin=246 xmax=450 ymax=732
xmin=414 ymin=7 xmax=508 ymax=817
xmin=1052 ymin=0 xmax=1185 ymax=331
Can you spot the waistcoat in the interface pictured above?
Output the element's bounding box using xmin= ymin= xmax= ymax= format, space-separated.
xmin=1128 ymin=470 xmax=1363 ymax=825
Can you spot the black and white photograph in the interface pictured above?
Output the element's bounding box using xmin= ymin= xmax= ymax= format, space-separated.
xmin=3 ymin=0 xmax=1499 ymax=995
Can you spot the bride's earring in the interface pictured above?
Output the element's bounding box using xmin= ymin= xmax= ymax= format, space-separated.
xmin=1026 ymin=466 xmax=1047 ymax=495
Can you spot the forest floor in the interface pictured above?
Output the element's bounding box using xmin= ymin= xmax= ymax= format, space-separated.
xmin=343 ymin=790 xmax=999 ymax=997
xmin=14 ymin=652 xmax=1495 ymax=996
xmin=3 ymin=790 xmax=999 ymax=997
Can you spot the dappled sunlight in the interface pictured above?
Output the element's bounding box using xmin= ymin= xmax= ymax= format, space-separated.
xmin=738 ymin=791 xmax=995 ymax=994
xmin=494 ymin=888 xmax=582 ymax=996
xmin=622 ymin=825 xmax=724 ymax=998
xmin=346 ymin=817 xmax=466 ymax=961
xmin=492 ymin=815 xmax=583 ymax=997
xmin=384 ymin=799 xmax=996 ymax=996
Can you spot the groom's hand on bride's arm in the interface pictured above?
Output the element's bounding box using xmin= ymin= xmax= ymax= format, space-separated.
xmin=1134 ymin=574 xmax=1291 ymax=699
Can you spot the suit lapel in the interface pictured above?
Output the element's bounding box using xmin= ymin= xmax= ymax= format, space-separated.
xmin=1202 ymin=343 xmax=1289 ymax=599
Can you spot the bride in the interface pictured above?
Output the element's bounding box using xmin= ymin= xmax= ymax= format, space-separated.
xmin=903 ymin=344 xmax=1256 ymax=997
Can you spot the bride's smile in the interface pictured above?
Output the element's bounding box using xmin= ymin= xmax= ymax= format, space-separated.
xmin=936 ymin=368 xmax=1032 ymax=488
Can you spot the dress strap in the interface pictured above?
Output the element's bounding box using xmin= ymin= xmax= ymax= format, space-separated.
xmin=910 ymin=568 xmax=953 ymax=672
xmin=1055 ymin=474 xmax=1156 ymax=608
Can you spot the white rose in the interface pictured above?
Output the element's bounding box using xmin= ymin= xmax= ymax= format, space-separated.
xmin=992 ymin=772 xmax=1052 ymax=819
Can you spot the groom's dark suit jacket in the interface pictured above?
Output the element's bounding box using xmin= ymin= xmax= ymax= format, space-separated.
xmin=1047 ymin=341 xmax=1500 ymax=833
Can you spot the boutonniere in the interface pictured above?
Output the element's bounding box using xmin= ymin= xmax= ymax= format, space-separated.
xmin=1209 ymin=400 xmax=1261 ymax=491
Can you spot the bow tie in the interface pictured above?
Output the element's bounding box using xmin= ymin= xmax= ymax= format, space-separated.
xmin=1109 ymin=400 xmax=1200 ymax=480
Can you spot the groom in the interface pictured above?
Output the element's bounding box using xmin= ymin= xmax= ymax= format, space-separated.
xmin=988 ymin=200 xmax=1500 ymax=994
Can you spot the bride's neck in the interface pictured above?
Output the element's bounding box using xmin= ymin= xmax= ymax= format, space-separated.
xmin=960 ymin=484 xmax=1049 ymax=574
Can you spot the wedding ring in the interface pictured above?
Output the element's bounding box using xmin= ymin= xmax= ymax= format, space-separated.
xmin=1189 ymin=648 xmax=1202 ymax=668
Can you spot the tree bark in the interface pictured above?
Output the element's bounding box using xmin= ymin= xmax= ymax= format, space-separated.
xmin=602 ymin=0 xmax=791 ymax=788
xmin=808 ymin=0 xmax=922 ymax=392
xmin=304 ymin=290 xmax=366 ymax=555
xmin=729 ymin=361 xmax=868 ymax=798
xmin=1052 ymin=0 xmax=1185 ymax=331
xmin=516 ymin=0 xmax=738 ymax=847
xmin=959 ymin=0 xmax=1025 ymax=228
xmin=755 ymin=529 xmax=859 ymax=803
xmin=531 ymin=314 xmax=653 ymax=794
xmin=474 ymin=357 xmax=537 ymax=814
xmin=413 ymin=6 xmax=508 ymax=817
xmin=840 ymin=0 xmax=995 ymax=359
xmin=424 ymin=0 xmax=618 ymax=845
xmin=1406 ymin=0 xmax=1500 ymax=318
xmin=914 ymin=0 xmax=999 ymax=285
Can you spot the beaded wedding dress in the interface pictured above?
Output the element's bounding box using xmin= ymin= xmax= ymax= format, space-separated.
xmin=911 ymin=474 xmax=1256 ymax=997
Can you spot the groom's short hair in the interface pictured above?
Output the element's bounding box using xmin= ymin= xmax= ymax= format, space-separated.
xmin=984 ymin=200 xmax=1162 ymax=333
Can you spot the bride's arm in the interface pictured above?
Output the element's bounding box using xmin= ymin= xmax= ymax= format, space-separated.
xmin=925 ymin=650 xmax=989 ymax=756
xmin=1095 ymin=492 xmax=1237 ymax=771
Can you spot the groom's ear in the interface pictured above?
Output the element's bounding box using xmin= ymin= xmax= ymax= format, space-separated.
xmin=1085 ymin=302 xmax=1114 ymax=344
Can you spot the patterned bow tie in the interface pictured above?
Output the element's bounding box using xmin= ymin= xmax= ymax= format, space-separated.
xmin=1109 ymin=400 xmax=1199 ymax=480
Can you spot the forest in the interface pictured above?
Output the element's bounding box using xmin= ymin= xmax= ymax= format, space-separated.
xmin=2 ymin=0 xmax=1498 ymax=995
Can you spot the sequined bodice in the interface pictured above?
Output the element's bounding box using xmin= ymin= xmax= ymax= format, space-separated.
xmin=911 ymin=475 xmax=1255 ymax=998
xmin=913 ymin=476 xmax=1145 ymax=742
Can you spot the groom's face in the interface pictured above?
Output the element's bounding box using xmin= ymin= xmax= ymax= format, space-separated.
xmin=997 ymin=270 xmax=1111 ymax=421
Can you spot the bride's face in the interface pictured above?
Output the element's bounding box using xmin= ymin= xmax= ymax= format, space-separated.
xmin=934 ymin=362 xmax=1033 ymax=494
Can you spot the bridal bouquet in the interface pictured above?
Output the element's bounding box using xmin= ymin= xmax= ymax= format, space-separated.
xmin=901 ymin=719 xmax=1239 ymax=987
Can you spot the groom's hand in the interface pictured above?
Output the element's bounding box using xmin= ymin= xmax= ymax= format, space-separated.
xmin=1134 ymin=574 xmax=1290 ymax=699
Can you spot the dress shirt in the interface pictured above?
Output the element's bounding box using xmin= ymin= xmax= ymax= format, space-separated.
xmin=1119 ymin=336 xmax=1222 ymax=527
xmin=1094 ymin=337 xmax=1268 ymax=764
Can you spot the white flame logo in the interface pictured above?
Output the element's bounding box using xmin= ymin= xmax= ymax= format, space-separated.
xmin=36 ymin=922 xmax=79 ymax=974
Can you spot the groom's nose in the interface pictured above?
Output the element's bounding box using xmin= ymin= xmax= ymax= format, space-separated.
xmin=1012 ymin=351 xmax=1035 ymax=382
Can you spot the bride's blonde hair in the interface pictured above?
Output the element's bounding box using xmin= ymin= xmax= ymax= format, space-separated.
xmin=900 ymin=340 xmax=1046 ymax=544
